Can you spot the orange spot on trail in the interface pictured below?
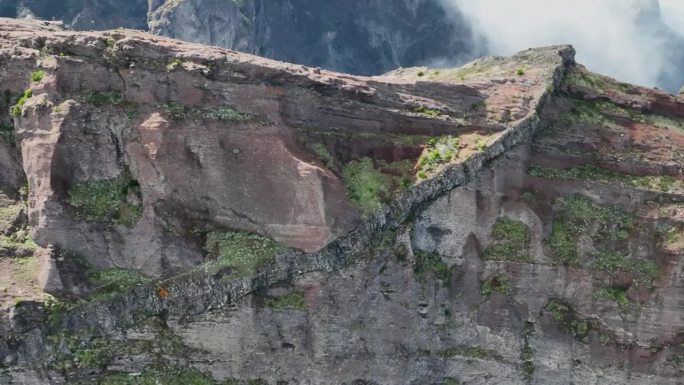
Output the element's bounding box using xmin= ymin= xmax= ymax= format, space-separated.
xmin=157 ymin=286 xmax=170 ymax=299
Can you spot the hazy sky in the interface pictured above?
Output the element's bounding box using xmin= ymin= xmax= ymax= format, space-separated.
xmin=441 ymin=0 xmax=684 ymax=91
xmin=661 ymin=0 xmax=684 ymax=35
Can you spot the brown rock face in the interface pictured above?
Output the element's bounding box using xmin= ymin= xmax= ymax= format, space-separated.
xmin=0 ymin=18 xmax=565 ymax=276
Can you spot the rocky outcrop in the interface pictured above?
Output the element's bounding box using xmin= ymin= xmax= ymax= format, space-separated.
xmin=0 ymin=18 xmax=683 ymax=385
xmin=0 ymin=18 xmax=554 ymax=277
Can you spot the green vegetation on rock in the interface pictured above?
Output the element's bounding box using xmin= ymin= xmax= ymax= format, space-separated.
xmin=594 ymin=287 xmax=631 ymax=308
xmin=82 ymin=91 xmax=128 ymax=107
xmin=204 ymin=231 xmax=282 ymax=277
xmin=266 ymin=292 xmax=306 ymax=311
xmin=415 ymin=105 xmax=441 ymax=117
xmin=162 ymin=102 xmax=250 ymax=122
xmin=53 ymin=317 xmax=187 ymax=374
xmin=31 ymin=70 xmax=45 ymax=82
xmin=10 ymin=89 xmax=32 ymax=116
xmin=166 ymin=58 xmax=184 ymax=71
xmin=565 ymin=97 xmax=684 ymax=132
xmin=81 ymin=90 xmax=137 ymax=118
xmin=413 ymin=250 xmax=451 ymax=286
xmin=89 ymin=268 xmax=152 ymax=300
xmin=571 ymin=319 xmax=590 ymax=342
xmin=546 ymin=195 xmax=635 ymax=266
xmin=68 ymin=171 xmax=142 ymax=227
xmin=546 ymin=300 xmax=570 ymax=322
xmin=481 ymin=274 xmax=511 ymax=298
xmin=311 ymin=142 xmax=334 ymax=167
xmin=520 ymin=322 xmax=535 ymax=378
xmin=483 ymin=217 xmax=531 ymax=262
xmin=416 ymin=136 xmax=460 ymax=177
xmin=591 ymin=251 xmax=658 ymax=288
xmin=529 ymin=164 xmax=684 ymax=193
xmin=544 ymin=300 xmax=591 ymax=342
xmin=342 ymin=157 xmax=412 ymax=216
xmin=68 ymin=366 xmax=217 ymax=385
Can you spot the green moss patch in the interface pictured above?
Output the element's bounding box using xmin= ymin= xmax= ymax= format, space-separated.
xmin=89 ymin=268 xmax=152 ymax=300
xmin=413 ymin=250 xmax=451 ymax=286
xmin=415 ymin=106 xmax=441 ymax=117
xmin=10 ymin=89 xmax=32 ymax=116
xmin=579 ymin=97 xmax=684 ymax=131
xmin=546 ymin=195 xmax=635 ymax=266
xmin=342 ymin=157 xmax=412 ymax=216
xmin=591 ymin=251 xmax=658 ymax=288
xmin=68 ymin=171 xmax=142 ymax=227
xmin=31 ymin=70 xmax=45 ymax=82
xmin=545 ymin=300 xmax=570 ymax=322
xmin=594 ymin=287 xmax=631 ymax=309
xmin=204 ymin=231 xmax=282 ymax=277
xmin=81 ymin=91 xmax=129 ymax=107
xmin=483 ymin=217 xmax=531 ymax=263
xmin=520 ymin=322 xmax=535 ymax=378
xmin=544 ymin=299 xmax=591 ymax=342
xmin=416 ymin=136 xmax=459 ymax=177
xmin=481 ymin=273 xmax=511 ymax=298
xmin=266 ymin=292 xmax=306 ymax=311
xmin=529 ymin=165 xmax=684 ymax=193
xmin=310 ymin=142 xmax=334 ymax=167
xmin=437 ymin=345 xmax=504 ymax=361
xmin=52 ymin=317 xmax=188 ymax=374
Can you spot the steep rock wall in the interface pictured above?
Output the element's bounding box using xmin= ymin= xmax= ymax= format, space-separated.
xmin=0 ymin=19 xmax=682 ymax=385
xmin=147 ymin=0 xmax=480 ymax=76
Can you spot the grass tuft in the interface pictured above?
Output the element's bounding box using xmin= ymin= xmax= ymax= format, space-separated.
xmin=10 ymin=89 xmax=32 ymax=117
xmin=266 ymin=292 xmax=306 ymax=311
xmin=31 ymin=70 xmax=45 ymax=82
xmin=342 ymin=157 xmax=412 ymax=216
xmin=204 ymin=231 xmax=282 ymax=277
xmin=483 ymin=217 xmax=531 ymax=262
xmin=68 ymin=170 xmax=142 ymax=227
xmin=481 ymin=274 xmax=511 ymax=298
xmin=414 ymin=250 xmax=451 ymax=286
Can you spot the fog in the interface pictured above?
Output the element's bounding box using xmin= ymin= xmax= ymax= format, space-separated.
xmin=440 ymin=0 xmax=684 ymax=92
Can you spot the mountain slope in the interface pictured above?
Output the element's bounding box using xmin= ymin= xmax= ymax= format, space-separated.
xmin=0 ymin=19 xmax=682 ymax=385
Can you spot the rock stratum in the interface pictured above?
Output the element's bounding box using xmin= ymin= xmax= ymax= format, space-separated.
xmin=0 ymin=18 xmax=682 ymax=385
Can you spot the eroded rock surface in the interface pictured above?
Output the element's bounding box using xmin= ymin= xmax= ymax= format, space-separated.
xmin=0 ymin=18 xmax=682 ymax=385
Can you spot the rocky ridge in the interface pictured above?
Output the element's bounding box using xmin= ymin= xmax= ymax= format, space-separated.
xmin=0 ymin=18 xmax=682 ymax=385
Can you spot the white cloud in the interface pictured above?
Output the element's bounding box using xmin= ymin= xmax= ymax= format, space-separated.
xmin=441 ymin=0 xmax=680 ymax=90
xmin=661 ymin=0 xmax=684 ymax=36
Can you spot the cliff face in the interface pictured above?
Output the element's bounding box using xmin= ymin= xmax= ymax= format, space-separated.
xmin=147 ymin=0 xmax=480 ymax=76
xmin=0 ymin=0 xmax=481 ymax=78
xmin=0 ymin=18 xmax=683 ymax=385
xmin=0 ymin=0 xmax=148 ymax=30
